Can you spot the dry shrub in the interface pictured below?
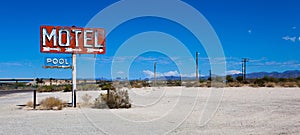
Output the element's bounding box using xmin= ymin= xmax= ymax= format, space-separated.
xmin=265 ymin=82 xmax=276 ymax=87
xmin=297 ymin=81 xmax=300 ymax=87
xmin=184 ymin=82 xmax=195 ymax=87
xmin=94 ymin=89 xmax=131 ymax=109
xmin=227 ymin=82 xmax=242 ymax=87
xmin=249 ymin=83 xmax=259 ymax=87
xmin=206 ymin=82 xmax=211 ymax=87
xmin=37 ymin=85 xmax=71 ymax=92
xmin=26 ymin=101 xmax=33 ymax=108
xmin=131 ymin=83 xmax=143 ymax=88
xmin=280 ymin=82 xmax=297 ymax=87
xmin=211 ymin=82 xmax=225 ymax=88
xmin=199 ymin=83 xmax=207 ymax=87
xmin=77 ymin=84 xmax=99 ymax=91
xmin=39 ymin=97 xmax=64 ymax=110
xmin=94 ymin=93 xmax=108 ymax=108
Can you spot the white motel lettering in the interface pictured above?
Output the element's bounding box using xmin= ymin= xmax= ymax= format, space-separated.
xmin=42 ymin=28 xmax=104 ymax=48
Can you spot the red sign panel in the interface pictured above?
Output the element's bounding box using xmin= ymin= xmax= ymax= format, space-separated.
xmin=40 ymin=26 xmax=106 ymax=54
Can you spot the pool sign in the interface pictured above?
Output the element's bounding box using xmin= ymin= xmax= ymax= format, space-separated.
xmin=44 ymin=57 xmax=72 ymax=67
xmin=40 ymin=26 xmax=106 ymax=54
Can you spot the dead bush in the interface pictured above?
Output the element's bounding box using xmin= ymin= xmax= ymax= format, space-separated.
xmin=26 ymin=101 xmax=33 ymax=108
xmin=94 ymin=93 xmax=108 ymax=109
xmin=184 ymin=82 xmax=195 ymax=87
xmin=94 ymin=89 xmax=131 ymax=109
xmin=249 ymin=83 xmax=259 ymax=87
xmin=211 ymin=82 xmax=225 ymax=88
xmin=199 ymin=83 xmax=207 ymax=87
xmin=227 ymin=82 xmax=242 ymax=87
xmin=39 ymin=97 xmax=64 ymax=110
xmin=206 ymin=82 xmax=211 ymax=87
xmin=265 ymin=82 xmax=276 ymax=87
xmin=280 ymin=82 xmax=297 ymax=87
xmin=77 ymin=84 xmax=99 ymax=91
xmin=297 ymin=81 xmax=300 ymax=87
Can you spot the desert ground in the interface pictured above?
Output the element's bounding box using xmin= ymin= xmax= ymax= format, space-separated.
xmin=0 ymin=87 xmax=300 ymax=135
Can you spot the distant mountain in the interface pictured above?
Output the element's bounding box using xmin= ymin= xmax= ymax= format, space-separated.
xmin=146 ymin=70 xmax=300 ymax=81
xmin=232 ymin=70 xmax=300 ymax=79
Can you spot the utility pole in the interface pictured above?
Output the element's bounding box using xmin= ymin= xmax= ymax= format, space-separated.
xmin=196 ymin=52 xmax=199 ymax=84
xmin=154 ymin=62 xmax=157 ymax=87
xmin=209 ymin=70 xmax=212 ymax=81
xmin=242 ymin=58 xmax=249 ymax=83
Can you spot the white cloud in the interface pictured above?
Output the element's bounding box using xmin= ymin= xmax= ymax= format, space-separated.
xmin=226 ymin=70 xmax=242 ymax=75
xmin=143 ymin=70 xmax=155 ymax=78
xmin=282 ymin=36 xmax=297 ymax=42
xmin=143 ymin=70 xmax=202 ymax=78
xmin=181 ymin=73 xmax=196 ymax=77
xmin=143 ymin=70 xmax=180 ymax=78
xmin=163 ymin=71 xmax=180 ymax=76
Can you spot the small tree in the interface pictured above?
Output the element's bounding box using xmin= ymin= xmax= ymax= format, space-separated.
xmin=236 ymin=76 xmax=243 ymax=83
xmin=50 ymin=78 xmax=54 ymax=86
xmin=254 ymin=78 xmax=265 ymax=87
xmin=226 ymin=75 xmax=234 ymax=83
xmin=35 ymin=78 xmax=44 ymax=86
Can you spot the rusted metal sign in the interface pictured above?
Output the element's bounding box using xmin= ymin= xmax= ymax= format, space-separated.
xmin=40 ymin=26 xmax=105 ymax=54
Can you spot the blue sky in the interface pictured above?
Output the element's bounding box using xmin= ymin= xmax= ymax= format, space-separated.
xmin=0 ymin=0 xmax=300 ymax=79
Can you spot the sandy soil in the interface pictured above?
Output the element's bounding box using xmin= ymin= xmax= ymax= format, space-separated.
xmin=0 ymin=87 xmax=300 ymax=135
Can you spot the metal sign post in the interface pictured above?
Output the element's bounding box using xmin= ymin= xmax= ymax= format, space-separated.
xmin=72 ymin=53 xmax=76 ymax=107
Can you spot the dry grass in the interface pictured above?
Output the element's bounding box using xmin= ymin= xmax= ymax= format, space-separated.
xmin=199 ymin=83 xmax=207 ymax=87
xmin=39 ymin=97 xmax=64 ymax=110
xmin=211 ymin=82 xmax=226 ymax=88
xmin=279 ymin=82 xmax=298 ymax=87
xmin=77 ymin=84 xmax=99 ymax=91
xmin=249 ymin=83 xmax=259 ymax=87
xmin=297 ymin=81 xmax=300 ymax=87
xmin=227 ymin=82 xmax=243 ymax=87
xmin=37 ymin=85 xmax=71 ymax=92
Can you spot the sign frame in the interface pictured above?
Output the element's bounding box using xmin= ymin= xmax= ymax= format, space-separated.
xmin=40 ymin=26 xmax=106 ymax=54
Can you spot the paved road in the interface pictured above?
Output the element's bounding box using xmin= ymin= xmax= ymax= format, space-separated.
xmin=0 ymin=90 xmax=34 ymax=97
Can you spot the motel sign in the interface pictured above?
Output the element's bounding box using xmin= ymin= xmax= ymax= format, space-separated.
xmin=44 ymin=57 xmax=72 ymax=67
xmin=40 ymin=25 xmax=106 ymax=107
xmin=40 ymin=26 xmax=106 ymax=54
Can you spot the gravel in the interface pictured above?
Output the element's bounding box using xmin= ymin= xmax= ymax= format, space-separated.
xmin=0 ymin=87 xmax=299 ymax=135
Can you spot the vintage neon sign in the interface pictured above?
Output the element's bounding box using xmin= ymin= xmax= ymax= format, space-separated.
xmin=40 ymin=26 xmax=106 ymax=54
